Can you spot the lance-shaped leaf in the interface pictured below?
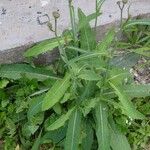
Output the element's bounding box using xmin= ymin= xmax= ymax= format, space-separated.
xmin=46 ymin=107 xmax=75 ymax=131
xmin=124 ymin=19 xmax=150 ymax=28
xmin=81 ymin=121 xmax=94 ymax=150
xmin=68 ymin=51 xmax=109 ymax=65
xmin=123 ymin=84 xmax=150 ymax=98
xmin=42 ymin=73 xmax=71 ymax=111
xmin=96 ymin=29 xmax=115 ymax=52
xmin=110 ymin=82 xmax=145 ymax=119
xmin=130 ymin=47 xmax=150 ymax=57
xmin=0 ymin=64 xmax=58 ymax=81
xmin=78 ymin=70 xmax=100 ymax=81
xmin=110 ymin=53 xmax=140 ymax=69
xmin=109 ymin=117 xmax=131 ymax=150
xmin=103 ymin=84 xmax=150 ymax=99
xmin=82 ymin=98 xmax=99 ymax=116
xmin=78 ymin=8 xmax=96 ymax=51
xmin=24 ymin=37 xmax=71 ymax=57
xmin=41 ymin=126 xmax=67 ymax=144
xmin=79 ymin=12 xmax=101 ymax=29
xmin=28 ymin=95 xmax=45 ymax=119
xmin=95 ymin=102 xmax=110 ymax=150
xmin=65 ymin=109 xmax=82 ymax=150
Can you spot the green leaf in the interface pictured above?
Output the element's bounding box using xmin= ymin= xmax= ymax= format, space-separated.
xmin=24 ymin=37 xmax=69 ymax=57
xmin=41 ymin=126 xmax=67 ymax=144
xmin=82 ymin=121 xmax=94 ymax=150
xmin=82 ymin=98 xmax=99 ymax=116
xmin=108 ymin=68 xmax=131 ymax=85
xmin=96 ymin=29 xmax=115 ymax=52
xmin=67 ymin=46 xmax=89 ymax=54
xmin=95 ymin=102 xmax=110 ymax=150
xmin=124 ymin=19 xmax=150 ymax=28
xmin=109 ymin=117 xmax=131 ymax=150
xmin=31 ymin=130 xmax=42 ymax=150
xmin=42 ymin=73 xmax=71 ymax=111
xmin=65 ymin=109 xmax=82 ymax=150
xmin=46 ymin=107 xmax=75 ymax=131
xmin=0 ymin=79 xmax=9 ymax=89
xmin=110 ymin=53 xmax=140 ymax=69
xmin=28 ymin=95 xmax=45 ymax=119
xmin=109 ymin=82 xmax=145 ymax=119
xmin=123 ymin=84 xmax=150 ymax=98
xmin=130 ymin=47 xmax=150 ymax=57
xmin=97 ymin=0 xmax=105 ymax=9
xmin=29 ymin=88 xmax=49 ymax=97
xmin=78 ymin=8 xmax=96 ymax=51
xmin=0 ymin=64 xmax=58 ymax=81
xmin=78 ymin=70 xmax=100 ymax=81
xmin=53 ymin=103 xmax=62 ymax=115
xmin=68 ymin=51 xmax=109 ymax=65
xmin=79 ymin=12 xmax=101 ymax=30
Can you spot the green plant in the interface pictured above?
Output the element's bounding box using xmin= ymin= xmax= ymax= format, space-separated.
xmin=0 ymin=0 xmax=150 ymax=150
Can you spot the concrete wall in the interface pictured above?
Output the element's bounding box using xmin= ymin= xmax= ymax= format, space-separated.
xmin=0 ymin=0 xmax=150 ymax=63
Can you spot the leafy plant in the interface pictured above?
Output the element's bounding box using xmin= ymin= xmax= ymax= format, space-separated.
xmin=0 ymin=0 xmax=150 ymax=150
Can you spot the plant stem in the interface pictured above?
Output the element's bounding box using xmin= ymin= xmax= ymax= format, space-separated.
xmin=54 ymin=18 xmax=68 ymax=64
xmin=94 ymin=0 xmax=98 ymax=32
xmin=69 ymin=0 xmax=77 ymax=43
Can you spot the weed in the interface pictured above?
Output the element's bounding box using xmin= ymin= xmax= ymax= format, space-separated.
xmin=0 ymin=0 xmax=150 ymax=149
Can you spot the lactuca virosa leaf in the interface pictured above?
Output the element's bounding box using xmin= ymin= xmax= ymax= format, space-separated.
xmin=68 ymin=51 xmax=109 ymax=65
xmin=28 ymin=95 xmax=45 ymax=119
xmin=123 ymin=84 xmax=150 ymax=98
xmin=65 ymin=109 xmax=82 ymax=150
xmin=78 ymin=12 xmax=101 ymax=30
xmin=41 ymin=126 xmax=67 ymax=144
xmin=24 ymin=36 xmax=71 ymax=57
xmin=110 ymin=82 xmax=145 ymax=119
xmin=78 ymin=8 xmax=96 ymax=51
xmin=0 ymin=64 xmax=58 ymax=81
xmin=95 ymin=101 xmax=110 ymax=150
xmin=110 ymin=53 xmax=140 ymax=69
xmin=130 ymin=47 xmax=150 ymax=57
xmin=46 ymin=107 xmax=75 ymax=131
xmin=42 ymin=73 xmax=71 ymax=111
xmin=81 ymin=121 xmax=94 ymax=150
xmin=78 ymin=70 xmax=100 ymax=81
xmin=82 ymin=98 xmax=99 ymax=116
xmin=109 ymin=117 xmax=131 ymax=150
xmin=124 ymin=19 xmax=150 ymax=28
xmin=96 ymin=29 xmax=115 ymax=52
